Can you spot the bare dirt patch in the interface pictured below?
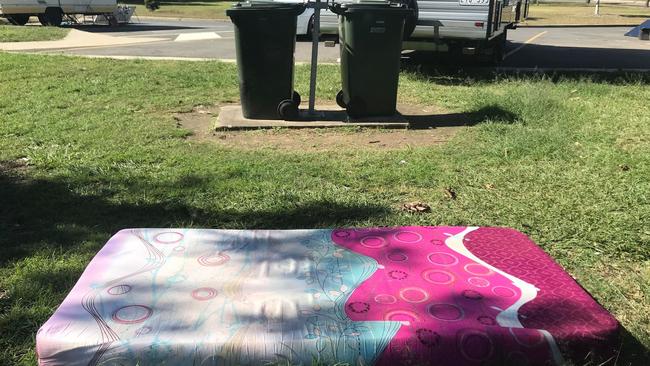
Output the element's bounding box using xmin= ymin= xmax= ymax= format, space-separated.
xmin=0 ymin=158 xmax=31 ymax=175
xmin=0 ymin=158 xmax=32 ymax=185
xmin=174 ymin=104 xmax=468 ymax=151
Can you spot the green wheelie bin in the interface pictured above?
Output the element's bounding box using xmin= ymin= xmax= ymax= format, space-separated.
xmin=226 ymin=2 xmax=305 ymax=120
xmin=330 ymin=1 xmax=412 ymax=118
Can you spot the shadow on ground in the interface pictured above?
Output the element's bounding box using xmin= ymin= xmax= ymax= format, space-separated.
xmin=0 ymin=164 xmax=648 ymax=365
xmin=0 ymin=164 xmax=389 ymax=265
xmin=274 ymin=104 xmax=518 ymax=128
xmin=401 ymin=43 xmax=650 ymax=83
xmin=0 ymin=161 xmax=648 ymax=364
xmin=68 ymin=23 xmax=204 ymax=33
xmin=404 ymin=105 xmax=518 ymax=129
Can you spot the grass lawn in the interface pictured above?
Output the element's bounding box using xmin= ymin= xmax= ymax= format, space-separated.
xmin=0 ymin=25 xmax=69 ymax=42
xmin=0 ymin=53 xmax=649 ymax=365
xmin=126 ymin=0 xmax=233 ymax=19
xmin=525 ymin=3 xmax=650 ymax=25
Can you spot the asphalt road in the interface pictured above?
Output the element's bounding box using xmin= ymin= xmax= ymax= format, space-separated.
xmin=40 ymin=18 xmax=650 ymax=70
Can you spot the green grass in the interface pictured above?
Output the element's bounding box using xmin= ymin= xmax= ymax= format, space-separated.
xmin=0 ymin=25 xmax=69 ymax=42
xmin=526 ymin=3 xmax=650 ymax=25
xmin=0 ymin=53 xmax=649 ymax=365
xmin=126 ymin=0 xmax=233 ymax=19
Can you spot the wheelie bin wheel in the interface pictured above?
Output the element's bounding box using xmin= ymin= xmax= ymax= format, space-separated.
xmin=346 ymin=97 xmax=366 ymax=119
xmin=292 ymin=91 xmax=301 ymax=106
xmin=336 ymin=90 xmax=346 ymax=109
xmin=278 ymin=99 xmax=299 ymax=120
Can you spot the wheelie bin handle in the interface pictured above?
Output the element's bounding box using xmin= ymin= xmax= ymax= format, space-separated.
xmin=232 ymin=1 xmax=306 ymax=15
xmin=329 ymin=1 xmax=410 ymax=15
xmin=329 ymin=2 xmax=344 ymax=15
xmin=296 ymin=3 xmax=306 ymax=15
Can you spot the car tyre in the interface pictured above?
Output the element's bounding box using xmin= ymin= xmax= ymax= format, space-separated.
xmin=306 ymin=14 xmax=315 ymax=38
xmin=402 ymin=0 xmax=418 ymax=40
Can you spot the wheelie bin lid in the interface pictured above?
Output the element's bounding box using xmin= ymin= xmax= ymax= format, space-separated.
xmin=329 ymin=1 xmax=411 ymax=15
xmin=226 ymin=1 xmax=305 ymax=16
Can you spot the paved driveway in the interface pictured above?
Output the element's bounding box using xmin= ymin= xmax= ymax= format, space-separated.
xmin=24 ymin=18 xmax=650 ymax=70
xmin=501 ymin=26 xmax=650 ymax=70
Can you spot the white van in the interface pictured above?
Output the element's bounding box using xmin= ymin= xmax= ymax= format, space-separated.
xmin=297 ymin=6 xmax=338 ymax=36
xmin=275 ymin=0 xmax=337 ymax=36
xmin=0 ymin=0 xmax=117 ymax=26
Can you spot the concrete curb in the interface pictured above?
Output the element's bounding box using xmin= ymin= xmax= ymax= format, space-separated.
xmin=494 ymin=66 xmax=650 ymax=73
xmin=5 ymin=51 xmax=342 ymax=64
xmin=134 ymin=15 xmax=229 ymax=22
xmin=519 ymin=23 xmax=641 ymax=28
xmin=4 ymin=52 xmax=226 ymax=62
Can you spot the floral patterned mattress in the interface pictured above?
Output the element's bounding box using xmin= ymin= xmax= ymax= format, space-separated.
xmin=37 ymin=227 xmax=619 ymax=365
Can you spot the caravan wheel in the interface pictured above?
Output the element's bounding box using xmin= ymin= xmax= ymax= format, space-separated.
xmin=6 ymin=14 xmax=30 ymax=26
xmin=39 ymin=8 xmax=63 ymax=27
xmin=493 ymin=29 xmax=508 ymax=63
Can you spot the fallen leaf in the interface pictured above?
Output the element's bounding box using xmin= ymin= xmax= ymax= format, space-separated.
xmin=619 ymin=164 xmax=630 ymax=171
xmin=444 ymin=187 xmax=457 ymax=200
xmin=484 ymin=183 xmax=495 ymax=190
xmin=402 ymin=202 xmax=431 ymax=213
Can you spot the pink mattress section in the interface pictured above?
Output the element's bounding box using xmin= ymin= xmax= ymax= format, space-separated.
xmin=332 ymin=226 xmax=619 ymax=365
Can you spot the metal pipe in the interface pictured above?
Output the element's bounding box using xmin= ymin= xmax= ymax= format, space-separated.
xmin=308 ymin=0 xmax=321 ymax=114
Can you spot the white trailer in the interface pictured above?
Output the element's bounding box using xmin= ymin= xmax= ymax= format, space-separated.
xmin=403 ymin=0 xmax=530 ymax=62
xmin=0 ymin=0 xmax=117 ymax=26
xmin=296 ymin=0 xmax=529 ymax=62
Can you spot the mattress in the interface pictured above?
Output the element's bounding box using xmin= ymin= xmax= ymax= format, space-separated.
xmin=37 ymin=227 xmax=619 ymax=365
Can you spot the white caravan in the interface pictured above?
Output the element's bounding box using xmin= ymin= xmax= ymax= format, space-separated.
xmin=296 ymin=0 xmax=529 ymax=62
xmin=403 ymin=0 xmax=529 ymax=61
xmin=0 ymin=0 xmax=117 ymax=26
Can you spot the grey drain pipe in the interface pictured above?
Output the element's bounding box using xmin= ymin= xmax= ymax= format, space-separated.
xmin=308 ymin=0 xmax=327 ymax=115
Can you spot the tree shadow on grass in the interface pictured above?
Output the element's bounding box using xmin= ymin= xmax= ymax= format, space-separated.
xmin=617 ymin=327 xmax=650 ymax=366
xmin=0 ymin=164 xmax=389 ymax=265
xmin=1 ymin=161 xmax=648 ymax=365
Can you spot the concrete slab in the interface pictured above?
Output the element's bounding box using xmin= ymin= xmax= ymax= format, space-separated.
xmin=216 ymin=105 xmax=412 ymax=130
